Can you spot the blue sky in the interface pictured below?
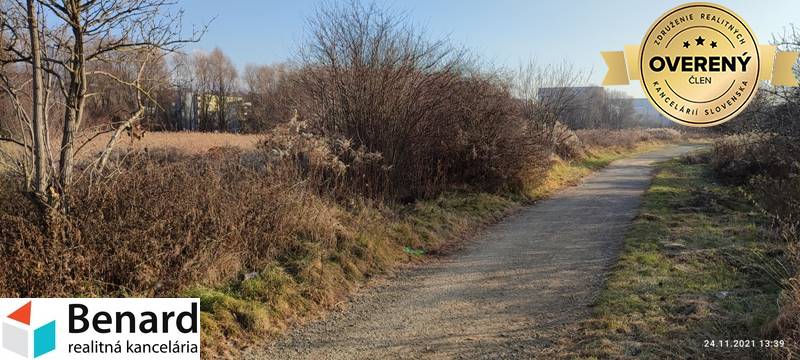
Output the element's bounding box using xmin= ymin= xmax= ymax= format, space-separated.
xmin=180 ymin=0 xmax=800 ymax=97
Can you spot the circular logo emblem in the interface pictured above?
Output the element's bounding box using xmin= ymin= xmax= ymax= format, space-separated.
xmin=640 ymin=2 xmax=759 ymax=127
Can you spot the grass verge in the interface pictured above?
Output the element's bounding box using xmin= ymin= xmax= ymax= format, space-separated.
xmin=565 ymin=155 xmax=785 ymax=359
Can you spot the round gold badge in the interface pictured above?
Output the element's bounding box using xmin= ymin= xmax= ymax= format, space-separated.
xmin=640 ymin=2 xmax=759 ymax=127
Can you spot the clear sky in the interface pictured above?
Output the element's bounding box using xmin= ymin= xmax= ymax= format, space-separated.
xmin=180 ymin=0 xmax=800 ymax=97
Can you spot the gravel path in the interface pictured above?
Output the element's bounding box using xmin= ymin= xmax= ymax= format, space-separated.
xmin=246 ymin=145 xmax=702 ymax=359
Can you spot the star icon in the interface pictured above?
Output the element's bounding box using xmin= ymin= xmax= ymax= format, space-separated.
xmin=710 ymin=41 xmax=718 ymax=48
xmin=695 ymin=36 xmax=705 ymax=46
xmin=683 ymin=41 xmax=690 ymax=48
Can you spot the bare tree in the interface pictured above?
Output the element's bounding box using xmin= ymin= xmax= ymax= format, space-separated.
xmin=765 ymin=25 xmax=800 ymax=136
xmin=207 ymin=48 xmax=237 ymax=131
xmin=242 ymin=62 xmax=291 ymax=131
xmin=0 ymin=1 xmax=46 ymax=190
xmin=721 ymin=25 xmax=800 ymax=136
xmin=590 ymin=89 xmax=639 ymax=129
xmin=512 ymin=59 xmax=591 ymax=151
xmin=191 ymin=50 xmax=212 ymax=130
xmin=26 ymin=0 xmax=48 ymax=203
xmin=93 ymin=49 xmax=162 ymax=173
xmin=187 ymin=48 xmax=238 ymax=131
xmin=170 ymin=51 xmax=195 ymax=130
xmin=0 ymin=0 xmax=204 ymax=213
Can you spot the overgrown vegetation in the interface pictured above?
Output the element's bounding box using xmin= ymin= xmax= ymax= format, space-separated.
xmin=0 ymin=1 xmax=695 ymax=358
xmin=706 ymin=135 xmax=800 ymax=358
xmin=699 ymin=24 xmax=800 ymax=356
xmin=287 ymin=2 xmax=551 ymax=201
xmin=0 ymin=127 xmax=682 ymax=358
xmin=565 ymin=156 xmax=784 ymax=359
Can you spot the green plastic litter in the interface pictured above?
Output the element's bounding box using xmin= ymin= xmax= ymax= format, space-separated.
xmin=403 ymin=246 xmax=426 ymax=256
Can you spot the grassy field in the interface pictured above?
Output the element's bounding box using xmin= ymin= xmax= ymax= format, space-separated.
xmin=563 ymin=155 xmax=786 ymax=359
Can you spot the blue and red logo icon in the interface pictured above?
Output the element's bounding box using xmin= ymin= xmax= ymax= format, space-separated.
xmin=2 ymin=301 xmax=55 ymax=358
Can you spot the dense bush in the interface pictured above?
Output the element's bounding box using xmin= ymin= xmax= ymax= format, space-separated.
xmin=708 ymin=135 xmax=800 ymax=243
xmin=0 ymin=126 xmax=684 ymax=299
xmin=289 ymin=2 xmax=548 ymax=201
xmin=709 ymin=134 xmax=799 ymax=186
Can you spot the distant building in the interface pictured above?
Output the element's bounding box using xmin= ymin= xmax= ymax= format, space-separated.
xmin=173 ymin=92 xmax=251 ymax=132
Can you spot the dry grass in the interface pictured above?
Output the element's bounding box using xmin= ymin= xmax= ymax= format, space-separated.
xmin=75 ymin=131 xmax=260 ymax=156
xmin=0 ymin=149 xmax=517 ymax=358
xmin=1 ymin=131 xmax=260 ymax=172
xmin=575 ymin=128 xmax=683 ymax=150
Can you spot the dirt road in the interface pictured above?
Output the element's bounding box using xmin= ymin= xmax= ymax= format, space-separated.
xmin=248 ymin=145 xmax=702 ymax=359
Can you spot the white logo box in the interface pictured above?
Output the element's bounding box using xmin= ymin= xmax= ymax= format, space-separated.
xmin=0 ymin=298 xmax=200 ymax=360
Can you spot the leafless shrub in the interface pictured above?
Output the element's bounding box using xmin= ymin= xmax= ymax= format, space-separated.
xmin=241 ymin=63 xmax=295 ymax=132
xmin=290 ymin=2 xmax=546 ymax=201
xmin=551 ymin=122 xmax=583 ymax=160
xmin=512 ymin=60 xmax=591 ymax=152
xmin=563 ymin=128 xmax=683 ymax=158
xmin=258 ymin=115 xmax=385 ymax=199
xmin=710 ymin=135 xmax=799 ymax=236
xmin=708 ymin=133 xmax=792 ymax=185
